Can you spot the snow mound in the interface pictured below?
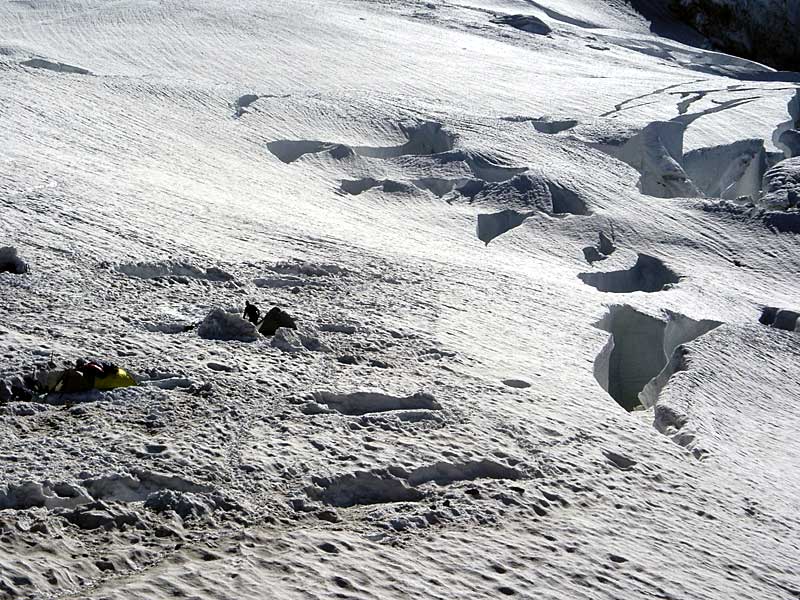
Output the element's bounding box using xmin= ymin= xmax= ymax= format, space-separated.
xmin=116 ymin=260 xmax=233 ymax=282
xmin=253 ymin=275 xmax=305 ymax=288
xmin=142 ymin=320 xmax=192 ymax=334
xmin=0 ymin=246 xmax=28 ymax=274
xmin=270 ymin=259 xmax=348 ymax=278
xmin=760 ymin=157 xmax=800 ymax=210
xmin=319 ymin=323 xmax=357 ymax=334
xmin=197 ymin=309 xmax=259 ymax=342
xmin=471 ymin=174 xmax=590 ymax=215
xmin=0 ymin=481 xmax=91 ymax=510
xmin=435 ymin=150 xmax=527 ymax=183
xmin=270 ymin=327 xmax=305 ymax=353
xmin=406 ymin=459 xmax=523 ymax=486
xmin=354 ymin=121 xmax=456 ymax=159
xmin=61 ymin=502 xmax=144 ymax=531
xmin=308 ymin=470 xmax=424 ymax=507
xmin=412 ymin=177 xmax=472 ymax=197
xmin=144 ymin=489 xmax=234 ymax=520
xmin=83 ymin=470 xmax=212 ymax=502
xmin=501 ymin=115 xmax=579 ymax=134
xmin=307 ymin=459 xmax=522 ymax=508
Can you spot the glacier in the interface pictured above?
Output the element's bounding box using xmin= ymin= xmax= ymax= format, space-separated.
xmin=1 ymin=1 xmax=799 ymax=599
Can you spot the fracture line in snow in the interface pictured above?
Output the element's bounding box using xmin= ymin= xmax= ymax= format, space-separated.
xmin=600 ymin=78 xmax=708 ymax=117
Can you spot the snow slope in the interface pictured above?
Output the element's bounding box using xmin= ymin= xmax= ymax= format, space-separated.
xmin=1 ymin=1 xmax=799 ymax=598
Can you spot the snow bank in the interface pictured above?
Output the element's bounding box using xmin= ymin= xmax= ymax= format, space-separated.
xmin=116 ymin=260 xmax=233 ymax=282
xmin=773 ymin=91 xmax=800 ymax=159
xmin=683 ymin=139 xmax=766 ymax=201
xmin=21 ymin=57 xmax=91 ymax=75
xmin=607 ymin=121 xmax=700 ymax=198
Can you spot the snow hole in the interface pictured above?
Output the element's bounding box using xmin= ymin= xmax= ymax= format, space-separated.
xmin=578 ymin=253 xmax=680 ymax=293
xmin=593 ymin=305 xmax=721 ymax=411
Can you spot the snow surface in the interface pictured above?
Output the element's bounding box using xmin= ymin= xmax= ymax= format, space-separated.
xmin=1 ymin=1 xmax=799 ymax=599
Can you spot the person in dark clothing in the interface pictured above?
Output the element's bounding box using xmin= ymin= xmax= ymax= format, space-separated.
xmin=258 ymin=306 xmax=297 ymax=336
xmin=243 ymin=300 xmax=261 ymax=324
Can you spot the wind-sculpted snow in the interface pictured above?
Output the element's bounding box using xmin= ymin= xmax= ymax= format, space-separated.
xmin=2 ymin=0 xmax=800 ymax=598
xmin=760 ymin=157 xmax=800 ymax=210
xmin=683 ymin=139 xmax=767 ymax=200
xmin=501 ymin=116 xmax=579 ymax=134
xmin=599 ymin=121 xmax=700 ymax=198
xmin=21 ymin=58 xmax=91 ymax=75
xmin=268 ymin=121 xmax=455 ymax=164
xmin=491 ymin=14 xmax=552 ymax=36
xmin=340 ymin=178 xmax=415 ymax=196
xmin=469 ymin=173 xmax=591 ymax=216
xmin=267 ymin=140 xmax=354 ymax=164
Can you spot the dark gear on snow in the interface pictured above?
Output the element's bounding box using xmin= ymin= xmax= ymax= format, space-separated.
xmin=258 ymin=307 xmax=297 ymax=336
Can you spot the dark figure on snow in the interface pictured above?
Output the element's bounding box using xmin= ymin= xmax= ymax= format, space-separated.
xmin=243 ymin=300 xmax=260 ymax=324
xmin=258 ymin=306 xmax=297 ymax=336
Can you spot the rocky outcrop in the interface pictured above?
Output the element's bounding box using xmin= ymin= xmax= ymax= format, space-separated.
xmin=0 ymin=246 xmax=28 ymax=274
xmin=670 ymin=0 xmax=800 ymax=71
